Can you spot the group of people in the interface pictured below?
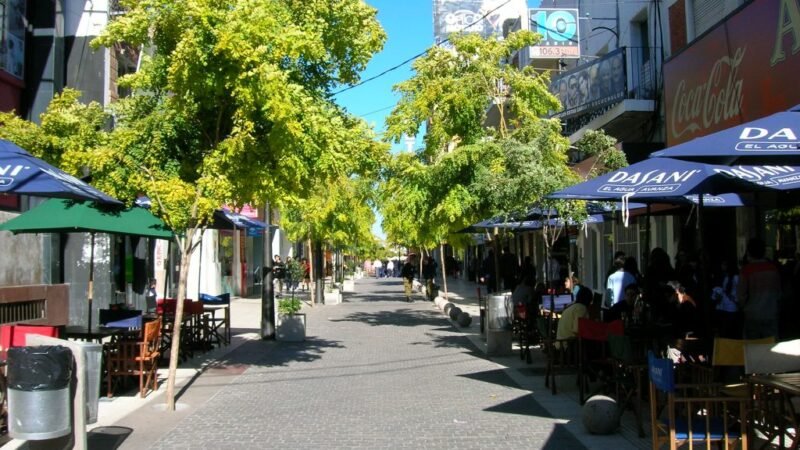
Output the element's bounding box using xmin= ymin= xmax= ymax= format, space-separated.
xmin=518 ymin=236 xmax=790 ymax=347
xmin=364 ymin=258 xmax=399 ymax=278
xmin=479 ymin=247 xmax=538 ymax=294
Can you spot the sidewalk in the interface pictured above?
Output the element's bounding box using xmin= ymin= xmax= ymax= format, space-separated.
xmin=5 ymin=278 xmax=651 ymax=449
xmin=432 ymin=275 xmax=649 ymax=450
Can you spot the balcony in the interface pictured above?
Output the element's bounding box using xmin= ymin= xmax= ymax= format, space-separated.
xmin=549 ymin=47 xmax=661 ymax=143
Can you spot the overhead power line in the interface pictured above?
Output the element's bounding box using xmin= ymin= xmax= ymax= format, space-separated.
xmin=332 ymin=0 xmax=514 ymax=96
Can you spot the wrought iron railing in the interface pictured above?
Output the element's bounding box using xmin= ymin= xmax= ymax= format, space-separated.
xmin=549 ymin=46 xmax=661 ymax=135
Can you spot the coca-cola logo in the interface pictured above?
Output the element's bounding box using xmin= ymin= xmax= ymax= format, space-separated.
xmin=670 ymin=47 xmax=746 ymax=141
xmin=599 ymin=169 xmax=701 ymax=194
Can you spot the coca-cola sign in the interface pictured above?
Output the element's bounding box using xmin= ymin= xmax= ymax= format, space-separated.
xmin=665 ymin=0 xmax=800 ymax=146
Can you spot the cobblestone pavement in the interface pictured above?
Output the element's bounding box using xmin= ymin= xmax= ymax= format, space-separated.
xmin=121 ymin=278 xmax=588 ymax=449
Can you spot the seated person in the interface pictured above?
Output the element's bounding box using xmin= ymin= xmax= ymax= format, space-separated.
xmin=511 ymin=275 xmax=536 ymax=306
xmin=555 ymin=285 xmax=592 ymax=346
xmin=564 ymin=274 xmax=581 ymax=297
xmin=604 ymin=284 xmax=640 ymax=323
xmin=666 ymin=280 xmax=698 ymax=338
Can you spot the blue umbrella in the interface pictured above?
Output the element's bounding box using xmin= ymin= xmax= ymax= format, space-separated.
xmin=0 ymin=139 xmax=120 ymax=204
xmin=651 ymin=105 xmax=800 ymax=164
xmin=548 ymin=158 xmax=774 ymax=204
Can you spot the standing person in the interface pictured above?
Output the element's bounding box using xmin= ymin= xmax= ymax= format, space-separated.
xmin=546 ymin=254 xmax=561 ymax=290
xmin=604 ymin=255 xmax=636 ymax=316
xmin=273 ymin=255 xmax=285 ymax=298
xmin=422 ymin=255 xmax=438 ymax=301
xmin=373 ymin=258 xmax=383 ymax=278
xmin=712 ymin=257 xmax=741 ymax=338
xmin=520 ymin=256 xmax=536 ymax=285
xmin=481 ymin=250 xmax=496 ymax=294
xmin=400 ymin=255 xmax=417 ymax=303
xmin=738 ymin=238 xmax=781 ymax=339
xmin=500 ymin=246 xmax=519 ymax=291
xmin=386 ymin=259 xmax=395 ymax=278
xmin=301 ymin=257 xmax=311 ymax=292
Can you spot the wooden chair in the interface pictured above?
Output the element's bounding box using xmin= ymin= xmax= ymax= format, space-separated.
xmin=577 ymin=318 xmax=624 ymax=404
xmin=536 ymin=316 xmax=577 ymax=395
xmin=648 ymin=352 xmax=748 ymax=450
xmin=608 ymin=334 xmax=646 ymax=437
xmin=512 ymin=302 xmax=537 ymax=364
xmin=744 ymin=339 xmax=800 ymax=450
xmin=106 ymin=317 xmax=162 ymax=398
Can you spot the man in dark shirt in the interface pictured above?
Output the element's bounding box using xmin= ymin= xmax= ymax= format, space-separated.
xmin=605 ymin=283 xmax=640 ymax=323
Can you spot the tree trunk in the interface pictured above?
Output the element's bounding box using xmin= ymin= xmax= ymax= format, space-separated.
xmin=439 ymin=243 xmax=448 ymax=301
xmin=307 ymin=238 xmax=315 ymax=306
xmin=165 ymin=231 xmax=195 ymax=411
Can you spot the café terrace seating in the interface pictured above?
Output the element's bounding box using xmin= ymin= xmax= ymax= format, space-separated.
xmin=648 ymin=352 xmax=748 ymax=450
xmin=106 ymin=317 xmax=162 ymax=398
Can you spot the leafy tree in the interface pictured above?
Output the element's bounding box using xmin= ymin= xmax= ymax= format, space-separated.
xmin=0 ymin=89 xmax=109 ymax=173
xmin=89 ymin=0 xmax=385 ymax=410
xmin=380 ymin=30 xmax=576 ymax=294
xmin=385 ymin=31 xmax=559 ymax=158
xmin=573 ymin=129 xmax=628 ymax=179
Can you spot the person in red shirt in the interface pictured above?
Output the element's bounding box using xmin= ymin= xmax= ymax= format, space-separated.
xmin=737 ymin=238 xmax=781 ymax=339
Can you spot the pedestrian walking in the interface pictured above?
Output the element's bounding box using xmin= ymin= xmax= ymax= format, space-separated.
xmin=422 ymin=255 xmax=437 ymax=301
xmin=386 ymin=259 xmax=395 ymax=278
xmin=273 ymin=254 xmax=286 ymax=297
xmin=374 ymin=258 xmax=383 ymax=278
xmin=401 ymin=255 xmax=416 ymax=302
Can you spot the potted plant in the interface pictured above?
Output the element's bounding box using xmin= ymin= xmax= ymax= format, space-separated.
xmin=323 ymin=284 xmax=342 ymax=305
xmin=277 ymin=297 xmax=305 ymax=341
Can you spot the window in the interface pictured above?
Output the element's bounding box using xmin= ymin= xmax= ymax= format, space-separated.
xmin=0 ymin=0 xmax=25 ymax=79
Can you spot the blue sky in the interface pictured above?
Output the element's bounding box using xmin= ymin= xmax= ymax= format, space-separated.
xmin=333 ymin=0 xmax=435 ymax=241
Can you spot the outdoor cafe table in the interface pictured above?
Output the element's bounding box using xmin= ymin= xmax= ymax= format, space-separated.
xmin=747 ymin=372 xmax=800 ymax=449
xmin=64 ymin=325 xmax=125 ymax=344
xmin=203 ymin=303 xmax=230 ymax=346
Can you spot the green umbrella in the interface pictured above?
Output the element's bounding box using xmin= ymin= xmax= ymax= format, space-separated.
xmin=0 ymin=199 xmax=174 ymax=327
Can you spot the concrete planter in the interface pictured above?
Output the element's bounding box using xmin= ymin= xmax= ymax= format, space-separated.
xmin=277 ymin=313 xmax=306 ymax=342
xmin=342 ymin=280 xmax=355 ymax=292
xmin=323 ymin=289 xmax=342 ymax=305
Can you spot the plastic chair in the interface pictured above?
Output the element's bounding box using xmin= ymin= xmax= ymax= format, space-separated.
xmin=0 ymin=324 xmax=60 ymax=360
xmin=648 ymin=352 xmax=748 ymax=450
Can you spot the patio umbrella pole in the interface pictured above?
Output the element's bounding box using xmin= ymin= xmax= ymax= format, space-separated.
xmin=644 ymin=204 xmax=651 ymax=270
xmin=163 ymin=239 xmax=171 ymax=300
xmin=197 ymin=235 xmax=203 ymax=298
xmin=88 ymin=232 xmax=95 ymax=329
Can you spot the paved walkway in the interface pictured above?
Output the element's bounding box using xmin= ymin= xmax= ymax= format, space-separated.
xmin=64 ymin=276 xmax=650 ymax=449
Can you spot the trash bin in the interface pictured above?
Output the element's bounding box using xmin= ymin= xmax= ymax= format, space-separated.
xmin=73 ymin=341 xmax=103 ymax=424
xmin=487 ymin=294 xmax=511 ymax=331
xmin=7 ymin=345 xmax=73 ymax=440
xmin=486 ymin=295 xmax=513 ymax=356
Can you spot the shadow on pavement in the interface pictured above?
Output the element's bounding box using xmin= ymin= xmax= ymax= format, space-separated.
xmin=329 ymin=309 xmax=445 ymax=327
xmin=87 ymin=426 xmax=133 ymax=450
xmin=458 ymin=368 xmax=524 ymax=390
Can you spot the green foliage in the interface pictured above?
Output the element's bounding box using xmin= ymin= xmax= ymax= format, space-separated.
xmin=0 ymin=89 xmax=110 ymax=178
xmin=385 ymin=30 xmax=559 ymax=158
xmin=278 ymin=297 xmax=302 ymax=314
xmin=573 ymin=129 xmax=628 ymax=179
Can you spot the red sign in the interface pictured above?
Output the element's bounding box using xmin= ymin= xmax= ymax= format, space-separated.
xmin=0 ymin=193 xmax=20 ymax=210
xmin=664 ymin=0 xmax=800 ymax=146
